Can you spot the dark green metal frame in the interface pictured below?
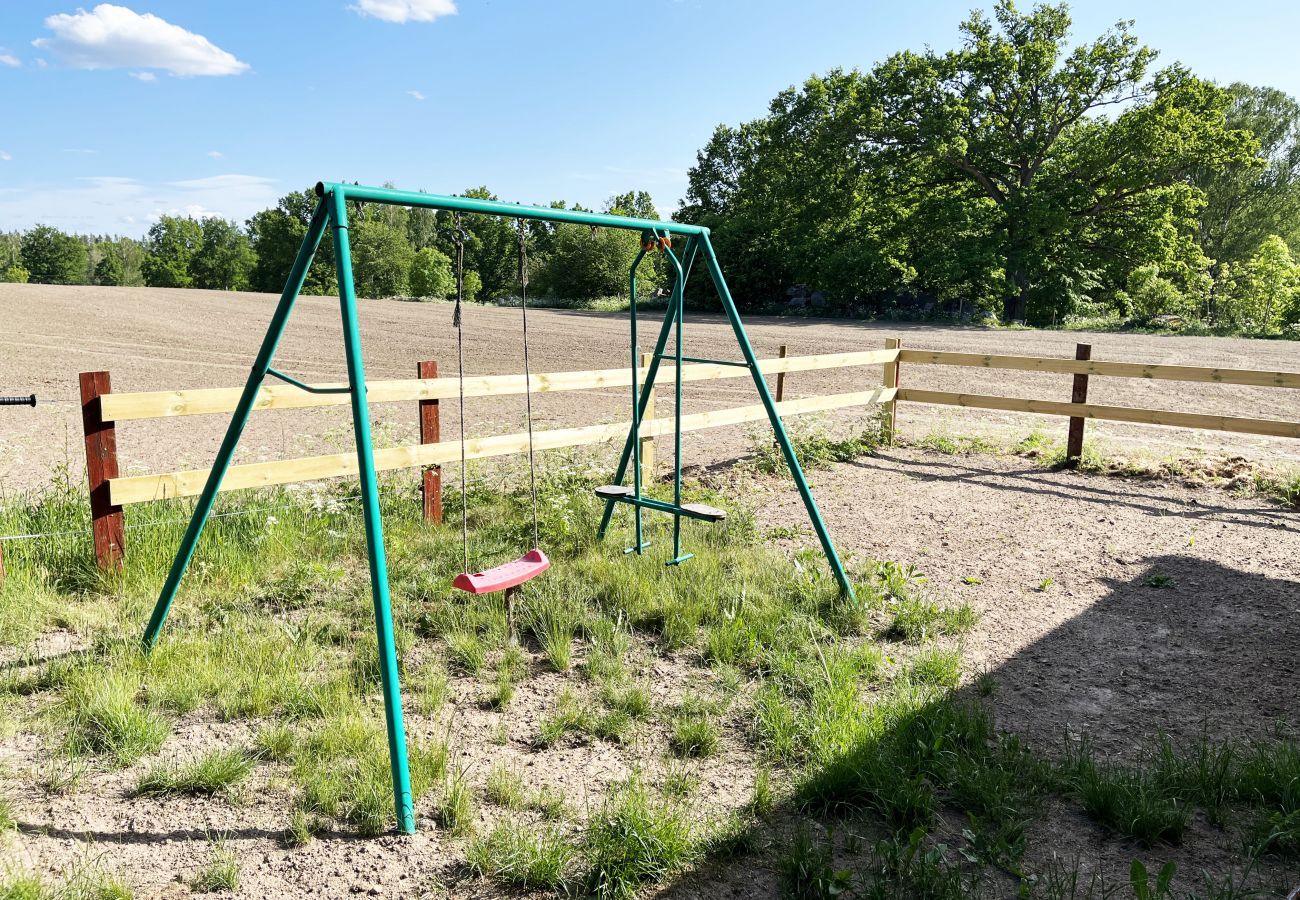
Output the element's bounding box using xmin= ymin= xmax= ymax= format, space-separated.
xmin=141 ymin=180 xmax=854 ymax=836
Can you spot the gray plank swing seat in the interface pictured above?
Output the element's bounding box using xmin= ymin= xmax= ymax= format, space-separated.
xmin=594 ymin=484 xmax=727 ymax=523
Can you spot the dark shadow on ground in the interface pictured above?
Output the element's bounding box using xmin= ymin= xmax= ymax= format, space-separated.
xmin=658 ymin=553 xmax=1300 ymax=898
xmin=846 ymin=451 xmax=1297 ymax=531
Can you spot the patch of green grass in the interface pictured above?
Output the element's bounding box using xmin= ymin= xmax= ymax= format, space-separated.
xmin=485 ymin=762 xmax=525 ymax=809
xmin=414 ymin=663 xmax=450 ymax=716
xmin=136 ymin=748 xmax=255 ymax=798
xmin=0 ymin=873 xmax=47 ymax=900
xmin=905 ymin=647 xmax=962 ymax=688
xmin=529 ymin=785 xmax=568 ymax=821
xmin=750 ymin=420 xmax=884 ymax=475
xmin=466 ymin=819 xmax=575 ymax=890
xmin=1144 ymin=573 xmax=1175 ymax=588
xmin=290 ymin=715 xmax=446 ymax=836
xmin=1062 ymin=738 xmax=1190 ymax=847
xmin=254 ymin=724 xmax=295 ymax=763
xmin=670 ymin=716 xmax=720 ymax=759
xmin=662 ymin=761 xmax=699 ymax=799
xmin=581 ymin=778 xmax=696 ymax=900
xmin=600 ymin=681 xmax=652 ymax=720
xmin=284 ymin=807 xmax=321 ymax=848
xmin=523 ymin=590 xmax=586 ymax=672
xmin=881 ymin=598 xmax=977 ymax=643
xmin=0 ymin=791 xmax=15 ymax=832
xmin=191 ymin=839 xmax=239 ymax=893
xmin=916 ymin=433 xmax=1000 ymax=456
xmin=536 ymin=688 xmax=594 ymax=748
xmin=445 ymin=629 xmax=487 ymax=676
xmin=775 ymin=823 xmax=851 ymax=900
xmin=434 ymin=766 xmax=475 ymax=837
xmin=61 ymin=669 xmax=169 ymax=766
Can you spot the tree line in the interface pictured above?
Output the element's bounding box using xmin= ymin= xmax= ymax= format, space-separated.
xmin=6 ymin=3 xmax=1300 ymax=335
xmin=680 ymin=2 xmax=1300 ymax=333
xmin=1 ymin=187 xmax=670 ymax=304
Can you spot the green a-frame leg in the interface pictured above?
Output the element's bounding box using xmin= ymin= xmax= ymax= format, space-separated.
xmin=596 ymin=231 xmax=856 ymax=601
xmin=139 ymin=182 xmax=853 ymax=839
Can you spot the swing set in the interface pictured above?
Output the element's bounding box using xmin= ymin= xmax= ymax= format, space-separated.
xmin=141 ymin=181 xmax=855 ymax=834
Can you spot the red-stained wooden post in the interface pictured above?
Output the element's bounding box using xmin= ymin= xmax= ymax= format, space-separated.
xmin=418 ymin=360 xmax=443 ymax=525
xmin=79 ymin=371 xmax=125 ymax=572
xmin=1065 ymin=343 xmax=1092 ymax=468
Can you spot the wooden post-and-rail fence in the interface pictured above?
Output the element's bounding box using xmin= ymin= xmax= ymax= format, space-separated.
xmin=70 ymin=341 xmax=1300 ymax=573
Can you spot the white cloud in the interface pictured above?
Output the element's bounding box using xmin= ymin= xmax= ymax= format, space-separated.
xmin=406 ymin=89 xmax=425 ymax=101
xmin=0 ymin=151 xmax=11 ymax=162
xmin=207 ymin=150 xmax=223 ymax=159
xmin=0 ymin=173 xmax=280 ymax=235
xmin=130 ymin=70 xmax=155 ymax=81
xmin=0 ymin=53 xmax=20 ymax=67
xmin=351 ymin=0 xmax=457 ymax=24
xmin=33 ymin=4 xmax=249 ymax=77
xmin=34 ymin=58 xmax=48 ymax=68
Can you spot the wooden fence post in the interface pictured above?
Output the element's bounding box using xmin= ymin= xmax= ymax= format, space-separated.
xmin=883 ymin=338 xmax=902 ymax=444
xmin=79 ymin=371 xmax=125 ymax=572
xmin=1065 ymin=343 xmax=1092 ymax=467
xmin=639 ymin=351 xmax=656 ymax=485
xmin=0 ymin=541 xmax=6 ymax=590
xmin=418 ymin=360 xmax=442 ymax=524
xmin=774 ymin=344 xmax=788 ymax=402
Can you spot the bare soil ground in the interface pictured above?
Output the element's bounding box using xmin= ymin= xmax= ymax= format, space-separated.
xmin=2 ymin=285 xmax=1298 ymax=897
xmin=3 ymin=283 xmax=1299 ymax=499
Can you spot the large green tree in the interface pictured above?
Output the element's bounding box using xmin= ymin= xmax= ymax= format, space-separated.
xmin=20 ymin=225 xmax=89 ymax=285
xmin=349 ymin=218 xmax=415 ymax=298
xmin=1192 ymin=83 xmax=1300 ymax=316
xmin=246 ymin=188 xmax=336 ymax=295
xmin=682 ymin=2 xmax=1256 ymax=323
xmin=191 ymin=218 xmax=254 ymax=291
xmin=141 ymin=216 xmax=202 ymax=288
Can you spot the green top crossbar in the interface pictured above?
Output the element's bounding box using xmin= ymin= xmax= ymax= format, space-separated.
xmin=316 ymin=182 xmax=706 ymax=236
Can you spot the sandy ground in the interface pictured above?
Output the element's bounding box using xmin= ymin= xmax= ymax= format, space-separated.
xmin=2 ymin=283 xmax=1299 ymax=499
xmin=2 ymin=450 xmax=1297 ymax=898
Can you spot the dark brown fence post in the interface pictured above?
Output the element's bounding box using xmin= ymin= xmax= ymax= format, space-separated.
xmin=79 ymin=371 xmax=125 ymax=572
xmin=774 ymin=344 xmax=788 ymax=402
xmin=418 ymin=360 xmax=443 ymax=525
xmin=1065 ymin=343 xmax=1092 ymax=467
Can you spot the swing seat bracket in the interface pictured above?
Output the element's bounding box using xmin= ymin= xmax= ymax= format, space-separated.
xmin=453 ymin=548 xmax=550 ymax=595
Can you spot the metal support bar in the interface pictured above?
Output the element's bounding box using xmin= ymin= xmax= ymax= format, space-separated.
xmin=266 ymin=367 xmax=352 ymax=395
xmin=697 ymin=233 xmax=855 ymax=599
xmin=675 ymin=355 xmax=750 ymax=368
xmin=597 ymin=237 xmax=700 ymax=540
xmin=142 ymin=200 xmax=331 ymax=650
xmin=628 ymin=245 xmax=648 ymax=555
xmin=328 ymin=189 xmax=415 ymax=835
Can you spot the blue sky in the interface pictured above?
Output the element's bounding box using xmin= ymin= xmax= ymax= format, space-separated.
xmin=2 ymin=0 xmax=1298 ymax=236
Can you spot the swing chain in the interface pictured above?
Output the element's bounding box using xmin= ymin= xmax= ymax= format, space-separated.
xmin=517 ymin=219 xmax=540 ymax=549
xmin=452 ymin=211 xmax=469 ymax=573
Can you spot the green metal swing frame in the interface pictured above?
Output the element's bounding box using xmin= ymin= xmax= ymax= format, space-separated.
xmin=140 ymin=180 xmax=854 ymax=834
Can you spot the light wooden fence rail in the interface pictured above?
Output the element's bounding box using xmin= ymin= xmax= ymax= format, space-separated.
xmin=74 ymin=339 xmax=1300 ymax=572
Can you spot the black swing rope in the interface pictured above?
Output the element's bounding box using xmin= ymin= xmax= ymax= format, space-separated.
xmin=452 ymin=213 xmax=470 ymax=574
xmin=450 ymin=213 xmax=544 ymax=575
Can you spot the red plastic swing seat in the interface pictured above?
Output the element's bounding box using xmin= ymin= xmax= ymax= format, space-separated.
xmin=453 ymin=548 xmax=550 ymax=594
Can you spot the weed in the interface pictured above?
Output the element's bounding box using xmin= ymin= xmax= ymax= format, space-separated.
xmin=537 ymin=688 xmax=594 ymax=748
xmin=529 ymin=785 xmax=568 ymax=821
xmin=1036 ymin=577 xmax=1055 ymax=592
xmin=39 ymin=756 xmax=90 ymax=795
xmin=445 ymin=629 xmax=487 ymax=676
xmin=752 ymin=767 xmax=775 ymax=818
xmin=61 ymin=670 xmax=169 ymax=766
xmin=254 ymin=724 xmax=295 ymax=763
xmin=485 ymin=762 xmax=525 ymax=809
xmin=1143 ymin=573 xmax=1174 ymax=588
xmin=136 ymin=748 xmax=254 ymax=798
xmin=776 ymin=823 xmax=851 ymax=899
xmin=582 ymin=778 xmax=695 ymax=900
xmin=670 ymin=716 xmax=720 ymax=759
xmin=466 ymin=819 xmax=575 ymax=890
xmin=284 ymin=807 xmax=320 ymax=848
xmin=1062 ymin=738 xmax=1190 ymax=847
xmin=523 ymin=591 xmax=585 ymax=672
xmin=662 ymin=761 xmax=699 ymax=798
xmin=882 ymin=598 xmax=977 ymax=643
xmin=906 ymin=647 xmax=962 ymax=688
xmin=0 ymin=792 xmax=14 ymax=832
xmin=600 ymin=681 xmax=652 ymax=720
xmin=191 ymin=839 xmax=240 ymax=893
xmin=414 ymin=664 xmax=449 ymax=716
xmin=434 ymin=767 xmax=475 ymax=837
